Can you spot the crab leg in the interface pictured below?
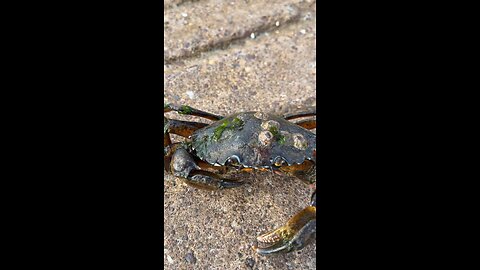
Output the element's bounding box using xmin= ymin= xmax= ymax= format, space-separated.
xmin=184 ymin=170 xmax=244 ymax=190
xmin=254 ymin=190 xmax=316 ymax=255
xmin=294 ymin=119 xmax=316 ymax=130
xmin=164 ymin=117 xmax=207 ymax=168
xmin=279 ymin=160 xmax=316 ymax=184
xmin=164 ymin=118 xmax=208 ymax=138
xmin=283 ymin=109 xmax=316 ymax=120
xmin=255 ymin=157 xmax=317 ymax=255
xmin=164 ymin=103 xmax=224 ymax=121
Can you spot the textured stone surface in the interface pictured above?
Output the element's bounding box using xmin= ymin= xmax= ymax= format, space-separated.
xmin=164 ymin=0 xmax=316 ymax=269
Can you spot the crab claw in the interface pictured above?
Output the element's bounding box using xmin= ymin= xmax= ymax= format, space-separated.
xmin=253 ymin=205 xmax=316 ymax=255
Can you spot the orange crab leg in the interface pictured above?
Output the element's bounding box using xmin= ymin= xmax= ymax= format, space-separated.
xmin=294 ymin=119 xmax=316 ymax=130
xmin=283 ymin=110 xmax=316 ymax=120
xmin=164 ymin=117 xmax=207 ymax=170
xmin=165 ymin=118 xmax=208 ymax=138
xmin=279 ymin=160 xmax=316 ymax=185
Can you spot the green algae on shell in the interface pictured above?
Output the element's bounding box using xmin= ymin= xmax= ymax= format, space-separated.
xmin=268 ymin=126 xmax=286 ymax=145
xmin=178 ymin=105 xmax=193 ymax=115
xmin=212 ymin=117 xmax=244 ymax=141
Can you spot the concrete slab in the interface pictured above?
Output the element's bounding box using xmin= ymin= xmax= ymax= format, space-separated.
xmin=164 ymin=0 xmax=316 ymax=269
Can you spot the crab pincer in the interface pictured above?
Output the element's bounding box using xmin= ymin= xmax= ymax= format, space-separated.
xmin=253 ymin=191 xmax=316 ymax=255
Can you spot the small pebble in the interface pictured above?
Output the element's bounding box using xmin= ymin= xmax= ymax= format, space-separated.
xmin=167 ymin=255 xmax=174 ymax=264
xmin=250 ymin=33 xmax=256 ymax=39
xmin=185 ymin=252 xmax=197 ymax=264
xmin=246 ymin=257 xmax=255 ymax=268
xmin=186 ymin=90 xmax=195 ymax=99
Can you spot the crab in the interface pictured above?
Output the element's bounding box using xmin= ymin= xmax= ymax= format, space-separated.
xmin=164 ymin=103 xmax=316 ymax=255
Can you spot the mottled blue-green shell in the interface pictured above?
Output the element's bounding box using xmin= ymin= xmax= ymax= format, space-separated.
xmin=190 ymin=112 xmax=316 ymax=168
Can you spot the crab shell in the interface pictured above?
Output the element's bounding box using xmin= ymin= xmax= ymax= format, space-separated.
xmin=190 ymin=112 xmax=316 ymax=168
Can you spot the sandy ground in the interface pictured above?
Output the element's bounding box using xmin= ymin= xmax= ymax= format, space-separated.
xmin=164 ymin=0 xmax=316 ymax=269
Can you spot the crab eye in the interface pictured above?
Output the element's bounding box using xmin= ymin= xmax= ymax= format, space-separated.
xmin=225 ymin=155 xmax=241 ymax=167
xmin=273 ymin=157 xmax=287 ymax=167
